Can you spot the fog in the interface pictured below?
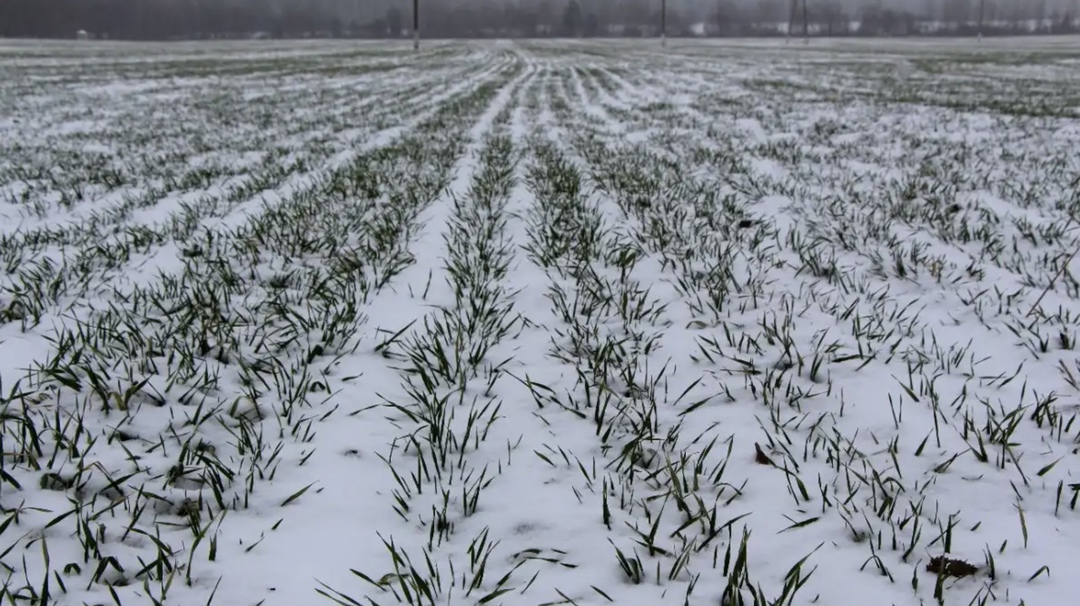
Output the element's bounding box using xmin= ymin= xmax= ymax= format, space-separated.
xmin=3 ymin=0 xmax=1079 ymax=40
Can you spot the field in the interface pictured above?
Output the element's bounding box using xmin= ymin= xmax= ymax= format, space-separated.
xmin=1 ymin=36 xmax=1080 ymax=606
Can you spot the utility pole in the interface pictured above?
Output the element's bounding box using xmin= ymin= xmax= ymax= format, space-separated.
xmin=977 ymin=0 xmax=985 ymax=41
xmin=661 ymin=0 xmax=667 ymax=46
xmin=716 ymin=0 xmax=722 ymax=38
xmin=786 ymin=0 xmax=796 ymax=43
xmin=802 ymin=0 xmax=809 ymax=43
xmin=413 ymin=0 xmax=420 ymax=51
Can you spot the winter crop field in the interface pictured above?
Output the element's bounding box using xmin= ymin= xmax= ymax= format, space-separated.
xmin=2 ymin=35 xmax=1080 ymax=606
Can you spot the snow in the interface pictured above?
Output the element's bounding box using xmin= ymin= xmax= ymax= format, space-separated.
xmin=1 ymin=36 xmax=1080 ymax=606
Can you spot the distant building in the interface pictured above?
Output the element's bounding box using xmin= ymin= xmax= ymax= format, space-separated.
xmin=76 ymin=29 xmax=89 ymax=40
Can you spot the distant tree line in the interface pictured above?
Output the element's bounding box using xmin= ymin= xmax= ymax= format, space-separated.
xmin=1 ymin=0 xmax=345 ymax=40
xmin=2 ymin=0 xmax=1078 ymax=40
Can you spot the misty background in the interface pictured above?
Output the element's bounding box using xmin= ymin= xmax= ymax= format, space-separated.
xmin=3 ymin=0 xmax=1079 ymax=40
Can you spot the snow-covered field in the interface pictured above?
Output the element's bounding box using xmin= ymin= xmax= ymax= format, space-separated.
xmin=2 ymin=36 xmax=1080 ymax=606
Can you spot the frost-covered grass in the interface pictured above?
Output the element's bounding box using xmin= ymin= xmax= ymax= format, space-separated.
xmin=1 ymin=37 xmax=1079 ymax=606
